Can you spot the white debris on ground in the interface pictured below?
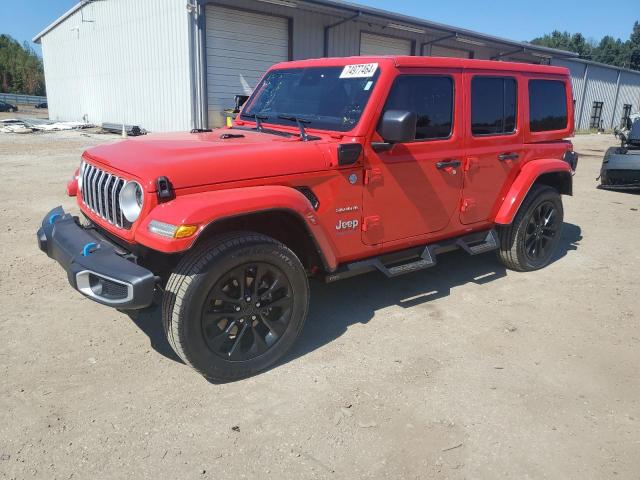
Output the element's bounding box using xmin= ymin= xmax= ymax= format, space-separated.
xmin=0 ymin=118 xmax=94 ymax=133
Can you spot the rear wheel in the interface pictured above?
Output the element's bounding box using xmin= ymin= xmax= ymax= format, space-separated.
xmin=497 ymin=185 xmax=563 ymax=271
xmin=162 ymin=232 xmax=309 ymax=382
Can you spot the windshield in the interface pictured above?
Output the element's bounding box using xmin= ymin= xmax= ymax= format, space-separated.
xmin=241 ymin=65 xmax=381 ymax=132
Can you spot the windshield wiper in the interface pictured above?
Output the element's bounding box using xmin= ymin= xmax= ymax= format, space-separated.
xmin=252 ymin=114 xmax=268 ymax=132
xmin=277 ymin=115 xmax=320 ymax=141
xmin=236 ymin=113 xmax=292 ymax=138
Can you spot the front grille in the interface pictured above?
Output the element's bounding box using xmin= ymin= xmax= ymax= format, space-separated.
xmin=80 ymin=162 xmax=129 ymax=229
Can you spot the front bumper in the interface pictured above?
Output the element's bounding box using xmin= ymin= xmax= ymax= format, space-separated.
xmin=36 ymin=206 xmax=156 ymax=309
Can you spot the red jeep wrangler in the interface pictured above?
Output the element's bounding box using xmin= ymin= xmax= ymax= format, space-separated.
xmin=37 ymin=57 xmax=577 ymax=381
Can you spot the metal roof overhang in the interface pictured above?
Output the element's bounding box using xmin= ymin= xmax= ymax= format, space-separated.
xmin=33 ymin=0 xmax=578 ymax=61
xmin=302 ymin=0 xmax=579 ymax=59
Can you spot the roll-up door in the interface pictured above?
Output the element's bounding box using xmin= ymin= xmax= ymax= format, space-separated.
xmin=206 ymin=6 xmax=289 ymax=126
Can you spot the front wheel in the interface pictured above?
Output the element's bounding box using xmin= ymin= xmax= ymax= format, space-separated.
xmin=162 ymin=232 xmax=309 ymax=382
xmin=497 ymin=185 xmax=564 ymax=272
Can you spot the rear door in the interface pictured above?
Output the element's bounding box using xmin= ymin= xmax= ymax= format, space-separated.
xmin=362 ymin=70 xmax=464 ymax=245
xmin=461 ymin=72 xmax=523 ymax=224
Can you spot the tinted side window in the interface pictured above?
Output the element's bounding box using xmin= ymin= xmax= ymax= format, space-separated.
xmin=471 ymin=77 xmax=517 ymax=136
xmin=529 ymin=80 xmax=568 ymax=132
xmin=383 ymin=75 xmax=453 ymax=140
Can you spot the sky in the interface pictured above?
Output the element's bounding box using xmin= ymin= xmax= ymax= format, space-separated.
xmin=0 ymin=0 xmax=637 ymax=56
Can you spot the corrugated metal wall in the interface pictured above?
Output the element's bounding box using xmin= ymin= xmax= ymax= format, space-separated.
xmin=614 ymin=72 xmax=640 ymax=128
xmin=40 ymin=0 xmax=191 ymax=132
xmin=552 ymin=58 xmax=640 ymax=130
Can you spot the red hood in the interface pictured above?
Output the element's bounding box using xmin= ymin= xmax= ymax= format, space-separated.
xmin=83 ymin=129 xmax=332 ymax=190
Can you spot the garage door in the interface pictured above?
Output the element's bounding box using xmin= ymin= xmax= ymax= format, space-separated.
xmin=360 ymin=32 xmax=412 ymax=56
xmin=430 ymin=45 xmax=472 ymax=59
xmin=206 ymin=6 xmax=289 ymax=127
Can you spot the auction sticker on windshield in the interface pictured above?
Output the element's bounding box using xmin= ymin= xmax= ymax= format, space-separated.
xmin=340 ymin=63 xmax=378 ymax=79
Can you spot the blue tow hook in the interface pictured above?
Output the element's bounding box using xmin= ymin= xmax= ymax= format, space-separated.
xmin=82 ymin=242 xmax=99 ymax=257
xmin=48 ymin=213 xmax=62 ymax=224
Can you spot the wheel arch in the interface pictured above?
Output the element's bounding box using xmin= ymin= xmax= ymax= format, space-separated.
xmin=495 ymin=159 xmax=572 ymax=225
xmin=193 ymin=209 xmax=330 ymax=274
xmin=135 ymin=185 xmax=338 ymax=272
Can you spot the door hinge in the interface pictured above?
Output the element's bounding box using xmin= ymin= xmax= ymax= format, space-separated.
xmin=461 ymin=198 xmax=476 ymax=212
xmin=362 ymin=215 xmax=381 ymax=231
xmin=364 ymin=168 xmax=383 ymax=186
xmin=362 ymin=215 xmax=383 ymax=245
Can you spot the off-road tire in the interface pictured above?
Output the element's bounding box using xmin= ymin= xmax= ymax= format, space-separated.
xmin=162 ymin=232 xmax=309 ymax=382
xmin=497 ymin=185 xmax=564 ymax=272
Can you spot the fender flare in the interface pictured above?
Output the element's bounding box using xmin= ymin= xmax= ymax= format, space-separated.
xmin=494 ymin=159 xmax=572 ymax=225
xmin=135 ymin=185 xmax=338 ymax=270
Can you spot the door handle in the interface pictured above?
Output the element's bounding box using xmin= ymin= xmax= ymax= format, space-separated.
xmin=498 ymin=152 xmax=519 ymax=161
xmin=436 ymin=159 xmax=461 ymax=170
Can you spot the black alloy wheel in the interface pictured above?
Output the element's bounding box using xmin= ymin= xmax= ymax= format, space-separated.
xmin=201 ymin=262 xmax=293 ymax=361
xmin=523 ymin=201 xmax=560 ymax=263
xmin=163 ymin=232 xmax=309 ymax=382
xmin=497 ymin=184 xmax=564 ymax=271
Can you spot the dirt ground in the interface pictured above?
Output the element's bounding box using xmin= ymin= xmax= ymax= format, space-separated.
xmin=0 ymin=129 xmax=638 ymax=479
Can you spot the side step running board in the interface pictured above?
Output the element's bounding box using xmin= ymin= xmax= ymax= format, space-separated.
xmin=325 ymin=229 xmax=499 ymax=283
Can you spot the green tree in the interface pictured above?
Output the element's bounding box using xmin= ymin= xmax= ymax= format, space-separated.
xmin=530 ymin=23 xmax=640 ymax=70
xmin=630 ymin=21 xmax=640 ymax=70
xmin=0 ymin=35 xmax=45 ymax=95
xmin=593 ymin=36 xmax=630 ymax=67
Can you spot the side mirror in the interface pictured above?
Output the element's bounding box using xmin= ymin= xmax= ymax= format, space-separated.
xmin=378 ymin=110 xmax=417 ymax=144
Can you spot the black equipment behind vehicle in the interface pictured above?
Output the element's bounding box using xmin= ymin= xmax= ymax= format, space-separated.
xmin=600 ymin=115 xmax=640 ymax=190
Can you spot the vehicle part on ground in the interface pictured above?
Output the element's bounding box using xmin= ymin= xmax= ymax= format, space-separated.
xmin=101 ymin=122 xmax=147 ymax=136
xmin=601 ymin=114 xmax=640 ymax=190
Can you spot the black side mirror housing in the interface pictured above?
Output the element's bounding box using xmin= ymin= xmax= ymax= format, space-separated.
xmin=378 ymin=110 xmax=417 ymax=144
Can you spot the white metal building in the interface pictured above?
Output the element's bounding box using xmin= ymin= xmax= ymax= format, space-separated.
xmin=34 ymin=0 xmax=640 ymax=132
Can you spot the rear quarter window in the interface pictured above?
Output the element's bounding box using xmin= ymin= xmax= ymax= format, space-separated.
xmin=528 ymin=80 xmax=568 ymax=132
xmin=471 ymin=77 xmax=517 ymax=136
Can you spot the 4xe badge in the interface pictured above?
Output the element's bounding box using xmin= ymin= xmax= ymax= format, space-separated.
xmin=336 ymin=219 xmax=359 ymax=231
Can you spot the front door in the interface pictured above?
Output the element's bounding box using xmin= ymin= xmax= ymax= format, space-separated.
xmin=461 ymin=72 xmax=523 ymax=224
xmin=362 ymin=71 xmax=464 ymax=245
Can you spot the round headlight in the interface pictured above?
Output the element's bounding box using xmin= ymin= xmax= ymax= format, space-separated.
xmin=77 ymin=162 xmax=85 ymax=192
xmin=119 ymin=181 xmax=143 ymax=223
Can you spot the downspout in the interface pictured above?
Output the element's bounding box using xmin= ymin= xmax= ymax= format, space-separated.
xmin=577 ymin=64 xmax=589 ymax=131
xmin=196 ymin=0 xmax=208 ymax=129
xmin=187 ymin=3 xmax=197 ymax=130
xmin=324 ymin=11 xmax=361 ymax=57
xmin=187 ymin=0 xmax=208 ymax=130
xmin=610 ymin=68 xmax=622 ymax=129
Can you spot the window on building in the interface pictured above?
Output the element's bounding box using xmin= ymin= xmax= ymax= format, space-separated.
xmin=383 ymin=75 xmax=454 ymax=140
xmin=471 ymin=77 xmax=517 ymax=136
xmin=590 ymin=101 xmax=604 ymax=130
xmin=528 ymin=80 xmax=568 ymax=132
xmin=621 ymin=104 xmax=633 ymax=128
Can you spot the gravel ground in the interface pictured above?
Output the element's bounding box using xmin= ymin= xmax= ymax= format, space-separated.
xmin=0 ymin=130 xmax=638 ymax=479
